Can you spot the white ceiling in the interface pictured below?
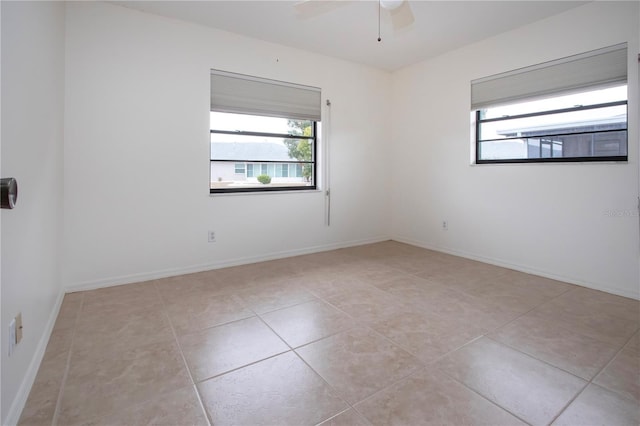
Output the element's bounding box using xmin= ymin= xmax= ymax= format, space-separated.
xmin=112 ymin=0 xmax=588 ymax=71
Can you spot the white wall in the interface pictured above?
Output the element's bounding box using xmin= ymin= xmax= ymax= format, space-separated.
xmin=1 ymin=1 xmax=66 ymax=423
xmin=391 ymin=1 xmax=640 ymax=299
xmin=63 ymin=2 xmax=392 ymax=290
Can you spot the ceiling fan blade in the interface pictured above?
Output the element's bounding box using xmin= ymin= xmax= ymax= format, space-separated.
xmin=390 ymin=1 xmax=415 ymax=30
xmin=294 ymin=0 xmax=351 ymax=20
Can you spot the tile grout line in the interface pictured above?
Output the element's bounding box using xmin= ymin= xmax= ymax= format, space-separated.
xmin=436 ymin=365 xmax=534 ymax=426
xmin=153 ymin=281 xmax=213 ymax=426
xmin=250 ymin=298 xmax=358 ymax=425
xmin=50 ymin=292 xmax=85 ymax=426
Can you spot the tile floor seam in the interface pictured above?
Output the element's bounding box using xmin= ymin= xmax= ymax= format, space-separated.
xmin=313 ymin=407 xmax=371 ymax=426
xmin=483 ymin=335 xmax=590 ymax=384
xmin=50 ymin=292 xmax=85 ymax=426
xmin=484 ymin=332 xmax=617 ymax=382
xmin=153 ymin=281 xmax=213 ymax=426
xmin=193 ymin=348 xmax=293 ymax=384
xmin=246 ymin=294 xmax=322 ymax=317
xmin=546 ymin=380 xmax=592 ymax=426
xmin=295 ymin=333 xmax=425 ymax=410
xmin=587 ymin=331 xmax=640 ymax=400
xmin=434 ymin=363 xmax=535 ymax=426
xmin=286 ymin=347 xmax=364 ymax=420
xmin=170 ymin=311 xmax=260 ymax=337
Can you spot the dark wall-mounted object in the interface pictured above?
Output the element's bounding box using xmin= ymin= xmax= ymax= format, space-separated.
xmin=1 ymin=177 xmax=18 ymax=209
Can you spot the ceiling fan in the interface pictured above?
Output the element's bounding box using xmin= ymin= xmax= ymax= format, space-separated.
xmin=294 ymin=0 xmax=415 ymax=40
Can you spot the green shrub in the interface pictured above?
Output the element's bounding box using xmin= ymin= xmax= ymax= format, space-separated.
xmin=257 ymin=174 xmax=272 ymax=184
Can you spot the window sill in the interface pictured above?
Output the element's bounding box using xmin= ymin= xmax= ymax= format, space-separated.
xmin=209 ymin=188 xmax=323 ymax=197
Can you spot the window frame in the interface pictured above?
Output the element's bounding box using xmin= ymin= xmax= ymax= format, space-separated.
xmin=474 ymin=98 xmax=628 ymax=164
xmin=210 ymin=120 xmax=318 ymax=194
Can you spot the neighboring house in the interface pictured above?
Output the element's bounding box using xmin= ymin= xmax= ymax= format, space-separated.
xmin=210 ymin=142 xmax=307 ymax=188
xmin=483 ymin=114 xmax=627 ymax=160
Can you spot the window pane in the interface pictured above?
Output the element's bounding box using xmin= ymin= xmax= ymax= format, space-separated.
xmin=479 ymin=104 xmax=626 ymax=141
xmin=479 ymin=131 xmax=627 ymax=161
xmin=476 ymin=84 xmax=627 ymax=163
xmin=210 ymin=111 xmax=316 ymax=192
xmin=210 ymin=162 xmax=313 ymax=190
xmin=211 ymin=134 xmax=312 ymax=162
xmin=210 ymin=111 xmax=312 ymax=136
xmin=482 ymin=85 xmax=626 ymax=119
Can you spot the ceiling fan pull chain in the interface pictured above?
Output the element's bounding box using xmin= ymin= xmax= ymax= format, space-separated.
xmin=378 ymin=0 xmax=382 ymax=42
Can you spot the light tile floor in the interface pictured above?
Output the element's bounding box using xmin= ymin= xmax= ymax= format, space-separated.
xmin=19 ymin=241 xmax=640 ymax=425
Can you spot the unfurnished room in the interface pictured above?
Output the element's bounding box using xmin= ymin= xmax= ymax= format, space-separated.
xmin=1 ymin=1 xmax=639 ymax=425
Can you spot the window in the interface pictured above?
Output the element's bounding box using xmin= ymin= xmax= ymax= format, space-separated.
xmin=209 ymin=70 xmax=321 ymax=193
xmin=472 ymin=44 xmax=627 ymax=163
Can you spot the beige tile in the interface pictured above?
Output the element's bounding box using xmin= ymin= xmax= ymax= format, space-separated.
xmin=529 ymin=299 xmax=638 ymax=347
xmin=491 ymin=315 xmax=619 ymax=380
xmin=164 ymin=292 xmax=254 ymax=336
xmin=496 ymin=270 xmax=575 ymax=299
xmin=626 ymin=331 xmax=640 ymax=353
xmin=302 ymin=275 xmax=375 ymax=299
xmin=33 ymin=242 xmax=638 ymax=426
xmin=594 ymin=348 xmax=640 ymax=403
xmin=369 ymin=309 xmax=486 ymax=364
xmin=318 ymin=409 xmax=370 ymax=426
xmin=82 ymin=386 xmax=209 ymax=426
xmin=179 ymin=316 xmax=289 ymax=381
xmin=155 ymin=270 xmax=247 ymax=301
xmin=198 ymin=351 xmax=347 ymax=426
xmin=552 ymin=384 xmax=639 ymax=426
xmin=18 ymin=350 xmax=68 ymax=426
xmin=296 ymin=327 xmax=422 ymax=404
xmin=372 ymin=275 xmax=451 ymax=304
xmin=417 ymin=289 xmax=523 ymax=331
xmin=81 ymin=282 xmax=163 ymax=316
xmin=325 ymin=286 xmax=409 ymax=324
xmin=58 ymin=339 xmax=191 ymax=424
xmin=355 ymin=369 xmax=526 ymax=426
xmin=461 ymin=279 xmax=557 ymax=313
xmin=237 ymin=280 xmax=316 ymax=314
xmin=53 ymin=296 xmax=82 ymax=332
xmin=73 ymin=307 xmax=175 ymax=355
xmin=437 ymin=337 xmax=586 ymax=426
xmin=261 ymin=300 xmax=355 ymax=348
xmin=43 ymin=326 xmax=75 ymax=360
xmin=356 ymin=267 xmax=410 ymax=287
xmin=154 ymin=274 xmax=211 ymax=299
xmin=426 ymin=260 xmax=509 ymax=292
xmin=556 ymin=287 xmax=640 ymax=323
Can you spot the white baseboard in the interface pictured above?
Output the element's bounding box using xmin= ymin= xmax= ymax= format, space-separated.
xmin=393 ymin=235 xmax=640 ymax=301
xmin=4 ymin=290 xmax=66 ymax=426
xmin=65 ymin=236 xmax=391 ymax=293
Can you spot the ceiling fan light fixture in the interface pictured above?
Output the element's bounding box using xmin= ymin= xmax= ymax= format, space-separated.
xmin=380 ymin=0 xmax=404 ymax=11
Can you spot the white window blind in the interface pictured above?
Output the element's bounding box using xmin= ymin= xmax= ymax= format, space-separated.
xmin=471 ymin=43 xmax=627 ymax=110
xmin=210 ymin=70 xmax=321 ymax=121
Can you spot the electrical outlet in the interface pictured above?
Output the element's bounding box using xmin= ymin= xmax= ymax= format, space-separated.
xmin=208 ymin=231 xmax=216 ymax=243
xmin=16 ymin=313 xmax=23 ymax=344
xmin=442 ymin=220 xmax=448 ymax=231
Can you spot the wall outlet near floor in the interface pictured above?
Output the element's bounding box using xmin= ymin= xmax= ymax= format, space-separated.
xmin=442 ymin=220 xmax=448 ymax=231
xmin=208 ymin=230 xmax=216 ymax=243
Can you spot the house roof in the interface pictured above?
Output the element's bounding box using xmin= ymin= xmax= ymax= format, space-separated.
xmin=211 ymin=142 xmax=291 ymax=162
